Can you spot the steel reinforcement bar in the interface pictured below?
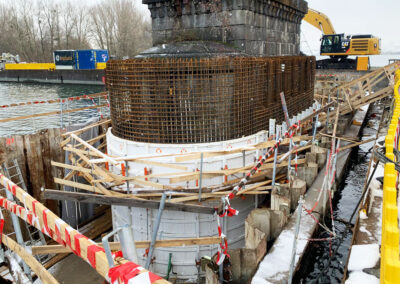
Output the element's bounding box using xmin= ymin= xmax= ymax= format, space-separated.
xmin=106 ymin=56 xmax=315 ymax=144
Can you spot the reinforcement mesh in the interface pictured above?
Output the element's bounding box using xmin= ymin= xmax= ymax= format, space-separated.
xmin=106 ymin=56 xmax=315 ymax=143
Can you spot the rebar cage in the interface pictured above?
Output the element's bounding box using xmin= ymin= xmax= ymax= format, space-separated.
xmin=106 ymin=56 xmax=315 ymax=144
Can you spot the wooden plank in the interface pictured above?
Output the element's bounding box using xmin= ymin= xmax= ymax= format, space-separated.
xmin=32 ymin=236 xmax=222 ymax=255
xmin=48 ymin=128 xmax=64 ymax=186
xmin=62 ymin=119 xmax=111 ymax=137
xmin=24 ymin=133 xmax=46 ymax=201
xmin=338 ymin=138 xmax=376 ymax=152
xmin=132 ymin=159 xmax=188 ymax=171
xmin=0 ymin=104 xmax=108 ymax=124
xmin=2 ymin=234 xmax=58 ymax=284
xmin=236 ymin=181 xmax=271 ymax=196
xmin=319 ymin=132 xmax=359 ymax=143
xmin=40 ymin=130 xmax=59 ymax=214
xmin=65 ymin=146 xmax=114 ymax=182
xmin=70 ymin=133 xmax=118 ymax=165
xmin=51 ymin=161 xmax=93 ymax=174
xmin=167 ymin=159 xmax=305 ymax=184
xmin=54 ymin=177 xmax=98 ymax=192
xmin=75 ymin=133 xmax=106 ymax=148
xmin=42 ymin=189 xmax=216 ymax=214
xmin=174 ymin=135 xmax=312 ymax=163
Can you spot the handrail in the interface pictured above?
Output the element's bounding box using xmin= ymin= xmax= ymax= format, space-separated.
xmin=380 ymin=69 xmax=400 ymax=283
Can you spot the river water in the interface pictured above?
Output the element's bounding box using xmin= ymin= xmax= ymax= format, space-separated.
xmin=0 ymin=83 xmax=105 ymax=137
xmin=297 ymin=102 xmax=383 ymax=283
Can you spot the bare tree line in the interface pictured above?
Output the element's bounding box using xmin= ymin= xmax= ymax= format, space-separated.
xmin=0 ymin=0 xmax=152 ymax=62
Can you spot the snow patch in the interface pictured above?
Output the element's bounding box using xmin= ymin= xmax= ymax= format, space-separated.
xmin=348 ymin=244 xmax=380 ymax=271
xmin=359 ymin=210 xmax=368 ymax=220
xmin=252 ymin=210 xmax=315 ymax=283
xmin=345 ymin=271 xmax=379 ymax=284
xmin=359 ymin=225 xmax=372 ymax=237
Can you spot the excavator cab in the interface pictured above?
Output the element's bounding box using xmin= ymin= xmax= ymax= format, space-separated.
xmin=320 ymin=34 xmax=350 ymax=55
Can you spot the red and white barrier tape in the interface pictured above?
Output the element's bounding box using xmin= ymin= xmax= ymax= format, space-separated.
xmin=0 ymin=93 xmax=107 ymax=109
xmin=0 ymin=173 xmax=164 ymax=283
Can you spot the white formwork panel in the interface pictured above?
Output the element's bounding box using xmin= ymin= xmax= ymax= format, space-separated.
xmin=107 ymin=129 xmax=268 ymax=281
xmin=112 ymin=195 xmax=264 ymax=281
xmin=106 ymin=128 xmax=269 ymax=188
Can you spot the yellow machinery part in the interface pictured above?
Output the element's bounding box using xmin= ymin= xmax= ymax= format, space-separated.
xmin=5 ymin=63 xmax=55 ymax=70
xmin=304 ymin=8 xmax=336 ymax=35
xmin=356 ymin=57 xmax=369 ymax=71
xmin=96 ymin=62 xmax=107 ymax=69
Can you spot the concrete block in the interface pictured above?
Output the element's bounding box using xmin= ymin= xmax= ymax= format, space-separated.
xmin=241 ymin=248 xmax=259 ymax=282
xmin=305 ymin=152 xmax=317 ymax=164
xmin=267 ymin=209 xmax=288 ymax=241
xmin=289 ymin=177 xmax=306 ymax=211
xmin=245 ymin=208 xmax=270 ymax=248
xmin=297 ymin=162 xmax=318 ymax=188
xmin=312 ymin=145 xmax=328 ymax=170
xmin=228 ymin=248 xmax=241 ymax=283
xmin=271 ymin=185 xmax=290 ymax=211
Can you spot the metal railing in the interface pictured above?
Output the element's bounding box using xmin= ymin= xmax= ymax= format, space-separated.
xmin=380 ymin=69 xmax=400 ymax=283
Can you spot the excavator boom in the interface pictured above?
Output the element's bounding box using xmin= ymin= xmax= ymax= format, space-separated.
xmin=303 ymin=7 xmax=380 ymax=70
xmin=303 ymin=8 xmax=336 ymax=35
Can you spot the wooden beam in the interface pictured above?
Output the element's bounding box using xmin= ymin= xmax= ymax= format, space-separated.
xmin=2 ymin=234 xmax=59 ymax=284
xmin=51 ymin=161 xmax=93 ymax=174
xmin=338 ymin=138 xmax=376 ymax=152
xmin=0 ymin=104 xmax=108 ymax=124
xmin=62 ymin=119 xmax=111 ymax=137
xmin=42 ymin=189 xmax=216 ymax=214
xmin=32 ymin=236 xmax=222 ymax=255
xmin=70 ymin=133 xmax=118 ymax=165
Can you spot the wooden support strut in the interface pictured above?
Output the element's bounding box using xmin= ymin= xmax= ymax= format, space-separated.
xmin=31 ymin=237 xmax=222 ymax=255
xmin=41 ymin=189 xmax=216 ymax=215
xmin=0 ymin=173 xmax=170 ymax=283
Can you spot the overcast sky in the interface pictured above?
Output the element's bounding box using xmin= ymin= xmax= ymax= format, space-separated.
xmin=135 ymin=0 xmax=397 ymax=55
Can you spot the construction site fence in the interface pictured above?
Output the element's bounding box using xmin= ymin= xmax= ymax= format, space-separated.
xmin=380 ymin=69 xmax=400 ymax=283
xmin=106 ymin=56 xmax=316 ymax=144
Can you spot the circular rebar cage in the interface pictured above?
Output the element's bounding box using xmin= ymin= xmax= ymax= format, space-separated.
xmin=106 ymin=56 xmax=315 ymax=144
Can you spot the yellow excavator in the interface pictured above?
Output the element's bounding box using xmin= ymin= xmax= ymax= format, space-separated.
xmin=303 ymin=8 xmax=381 ymax=70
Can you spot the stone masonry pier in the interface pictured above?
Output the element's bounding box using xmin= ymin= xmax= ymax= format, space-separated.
xmin=143 ymin=0 xmax=308 ymax=56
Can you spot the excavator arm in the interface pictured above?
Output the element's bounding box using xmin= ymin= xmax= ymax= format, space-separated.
xmin=303 ymin=8 xmax=336 ymax=35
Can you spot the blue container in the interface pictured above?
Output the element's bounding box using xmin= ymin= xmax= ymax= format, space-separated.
xmin=75 ymin=50 xmax=96 ymax=70
xmin=94 ymin=50 xmax=109 ymax=63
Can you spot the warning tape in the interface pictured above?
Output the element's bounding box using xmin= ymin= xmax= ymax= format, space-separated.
xmin=0 ymin=173 xmax=166 ymax=284
xmin=0 ymin=92 xmax=107 ymax=109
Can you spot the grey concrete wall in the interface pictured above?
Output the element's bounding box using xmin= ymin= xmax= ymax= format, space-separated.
xmin=143 ymin=0 xmax=308 ymax=56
